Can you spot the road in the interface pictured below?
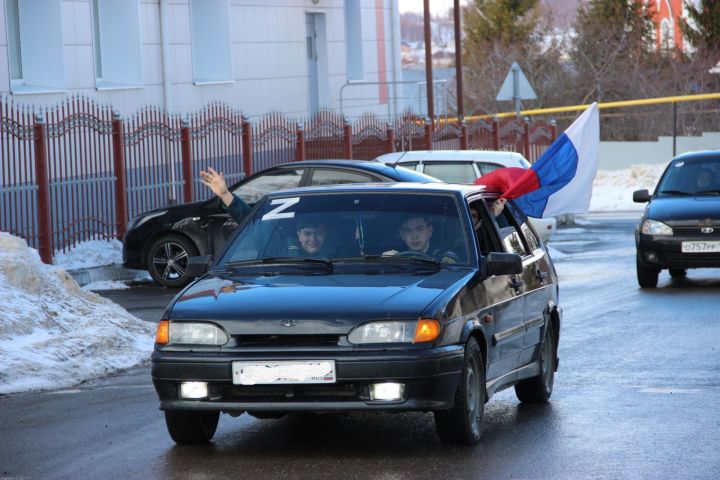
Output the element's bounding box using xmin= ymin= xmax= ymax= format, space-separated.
xmin=1 ymin=214 xmax=719 ymax=480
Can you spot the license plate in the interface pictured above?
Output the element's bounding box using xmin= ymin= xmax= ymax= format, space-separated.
xmin=681 ymin=241 xmax=720 ymax=253
xmin=232 ymin=360 xmax=336 ymax=385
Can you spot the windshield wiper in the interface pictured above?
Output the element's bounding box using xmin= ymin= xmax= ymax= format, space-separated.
xmin=696 ymin=189 xmax=720 ymax=195
xmin=659 ymin=189 xmax=690 ymax=195
xmin=361 ymin=255 xmax=441 ymax=267
xmin=226 ymin=257 xmax=333 ymax=271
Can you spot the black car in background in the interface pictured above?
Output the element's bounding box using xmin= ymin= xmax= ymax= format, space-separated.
xmin=123 ymin=160 xmax=439 ymax=287
xmin=634 ymin=151 xmax=720 ymax=288
xmin=151 ymin=183 xmax=561 ymax=445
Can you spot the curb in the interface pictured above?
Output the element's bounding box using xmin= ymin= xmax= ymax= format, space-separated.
xmin=66 ymin=264 xmax=150 ymax=287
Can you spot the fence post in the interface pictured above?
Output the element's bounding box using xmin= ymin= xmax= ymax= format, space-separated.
xmin=424 ymin=118 xmax=433 ymax=150
xmin=460 ymin=118 xmax=469 ymax=150
xmin=343 ymin=118 xmax=353 ymax=159
xmin=492 ymin=117 xmax=501 ymax=150
xmin=33 ymin=112 xmax=52 ymax=264
xmin=296 ymin=122 xmax=306 ymax=161
xmin=112 ymin=111 xmax=128 ymax=241
xmin=550 ymin=119 xmax=558 ymax=142
xmin=241 ymin=115 xmax=253 ymax=177
xmin=180 ymin=118 xmax=193 ymax=203
xmin=386 ymin=123 xmax=395 ymax=153
xmin=523 ymin=117 xmax=531 ymax=159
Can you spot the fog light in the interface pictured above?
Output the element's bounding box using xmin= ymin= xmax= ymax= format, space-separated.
xmin=180 ymin=381 xmax=208 ymax=399
xmin=370 ymin=382 xmax=405 ymax=401
xmin=646 ymin=252 xmax=657 ymax=261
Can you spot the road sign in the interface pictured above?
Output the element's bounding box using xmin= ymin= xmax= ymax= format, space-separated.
xmin=496 ymin=62 xmax=537 ymax=117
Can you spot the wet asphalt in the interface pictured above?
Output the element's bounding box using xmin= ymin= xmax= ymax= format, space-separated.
xmin=1 ymin=214 xmax=719 ymax=480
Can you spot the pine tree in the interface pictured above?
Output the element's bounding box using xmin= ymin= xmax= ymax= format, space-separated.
xmin=681 ymin=0 xmax=720 ymax=52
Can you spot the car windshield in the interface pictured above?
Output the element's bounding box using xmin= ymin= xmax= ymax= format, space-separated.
xmin=218 ymin=192 xmax=471 ymax=267
xmin=656 ymin=156 xmax=720 ymax=195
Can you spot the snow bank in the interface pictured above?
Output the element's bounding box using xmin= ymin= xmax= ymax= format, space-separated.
xmin=0 ymin=233 xmax=154 ymax=394
xmin=53 ymin=238 xmax=123 ymax=270
xmin=590 ymin=163 xmax=667 ymax=212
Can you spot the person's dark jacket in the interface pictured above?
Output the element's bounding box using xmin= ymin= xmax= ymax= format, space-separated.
xmin=222 ymin=195 xmax=251 ymax=223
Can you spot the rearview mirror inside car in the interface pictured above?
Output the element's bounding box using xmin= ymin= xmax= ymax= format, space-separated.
xmin=187 ymin=255 xmax=213 ymax=277
xmin=486 ymin=252 xmax=523 ymax=276
xmin=633 ymin=189 xmax=651 ymax=203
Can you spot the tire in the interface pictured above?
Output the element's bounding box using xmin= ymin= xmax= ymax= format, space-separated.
xmin=515 ymin=320 xmax=556 ymax=403
xmin=434 ymin=337 xmax=485 ymax=445
xmin=636 ymin=256 xmax=659 ymax=288
xmin=164 ymin=410 xmax=219 ymax=444
xmin=147 ymin=234 xmax=198 ymax=288
xmin=669 ymin=268 xmax=687 ymax=278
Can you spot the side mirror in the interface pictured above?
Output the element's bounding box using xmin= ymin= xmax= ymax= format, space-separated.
xmin=486 ymin=252 xmax=523 ymax=276
xmin=187 ymin=255 xmax=213 ymax=277
xmin=633 ymin=189 xmax=651 ymax=203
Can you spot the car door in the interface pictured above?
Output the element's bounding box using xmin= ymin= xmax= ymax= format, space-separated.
xmin=205 ymin=167 xmax=307 ymax=254
xmin=468 ymin=198 xmax=526 ymax=382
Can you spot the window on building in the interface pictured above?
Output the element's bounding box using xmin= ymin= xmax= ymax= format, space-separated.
xmin=189 ymin=0 xmax=233 ymax=84
xmin=660 ymin=19 xmax=674 ymax=50
xmin=5 ymin=0 xmax=65 ymax=93
xmin=91 ymin=0 xmax=144 ymax=89
xmin=344 ymin=0 xmax=364 ymax=81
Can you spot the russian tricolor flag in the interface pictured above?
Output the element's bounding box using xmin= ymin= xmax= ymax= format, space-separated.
xmin=475 ymin=103 xmax=600 ymax=218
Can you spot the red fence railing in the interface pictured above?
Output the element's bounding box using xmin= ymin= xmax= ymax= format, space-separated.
xmin=0 ymin=96 xmax=556 ymax=263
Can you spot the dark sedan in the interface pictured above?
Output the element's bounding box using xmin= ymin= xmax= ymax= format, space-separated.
xmin=634 ymin=151 xmax=720 ymax=288
xmin=123 ymin=160 xmax=438 ymax=287
xmin=151 ymin=183 xmax=561 ymax=445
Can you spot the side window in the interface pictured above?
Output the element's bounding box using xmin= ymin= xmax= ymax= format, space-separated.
xmin=476 ymin=162 xmax=504 ymax=176
xmin=505 ymin=201 xmax=539 ymax=251
xmin=495 ymin=209 xmax=528 ymax=256
xmin=423 ymin=162 xmax=477 ymax=183
xmin=469 ymin=200 xmax=501 ymax=256
xmin=397 ymin=161 xmax=419 ymax=171
xmin=308 ymin=169 xmax=375 ymax=186
xmin=233 ymin=169 xmax=305 ymax=204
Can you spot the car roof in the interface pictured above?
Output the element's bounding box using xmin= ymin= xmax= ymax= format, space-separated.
xmin=672 ymin=150 xmax=720 ymax=161
xmin=257 ymin=159 xmax=440 ymax=182
xmin=377 ymin=150 xmax=527 ymax=165
xmin=265 ymin=181 xmax=498 ymax=198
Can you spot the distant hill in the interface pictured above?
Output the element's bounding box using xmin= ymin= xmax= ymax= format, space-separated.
xmin=539 ymin=0 xmax=582 ymax=29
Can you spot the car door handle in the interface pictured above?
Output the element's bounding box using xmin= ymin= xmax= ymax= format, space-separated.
xmin=509 ymin=279 xmax=524 ymax=291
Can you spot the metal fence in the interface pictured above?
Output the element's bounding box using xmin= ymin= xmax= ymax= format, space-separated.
xmin=0 ymin=95 xmax=556 ymax=264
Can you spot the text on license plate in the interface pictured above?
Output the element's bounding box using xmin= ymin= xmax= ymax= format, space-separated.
xmin=232 ymin=360 xmax=336 ymax=385
xmin=681 ymin=241 xmax=720 ymax=253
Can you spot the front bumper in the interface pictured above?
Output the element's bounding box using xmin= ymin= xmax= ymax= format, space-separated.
xmin=637 ymin=233 xmax=720 ymax=269
xmin=152 ymin=346 xmax=464 ymax=413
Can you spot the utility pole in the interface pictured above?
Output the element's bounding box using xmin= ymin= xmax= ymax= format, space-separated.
xmin=423 ymin=0 xmax=435 ymax=126
xmin=453 ymin=0 xmax=464 ymax=119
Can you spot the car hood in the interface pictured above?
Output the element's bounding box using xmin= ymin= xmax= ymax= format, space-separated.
xmin=647 ymin=196 xmax=720 ymax=222
xmin=166 ymin=270 xmax=472 ymax=334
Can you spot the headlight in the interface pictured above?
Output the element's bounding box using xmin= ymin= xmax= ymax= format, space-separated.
xmin=641 ymin=219 xmax=673 ymax=236
xmin=128 ymin=210 xmax=168 ymax=231
xmin=348 ymin=319 xmax=440 ymax=344
xmin=168 ymin=322 xmax=228 ymax=345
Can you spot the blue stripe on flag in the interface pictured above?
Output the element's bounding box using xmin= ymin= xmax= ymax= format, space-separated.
xmin=514 ymin=133 xmax=578 ymax=217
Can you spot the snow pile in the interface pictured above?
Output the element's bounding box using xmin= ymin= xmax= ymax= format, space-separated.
xmin=53 ymin=238 xmax=123 ymax=270
xmin=0 ymin=233 xmax=154 ymax=394
xmin=590 ymin=163 xmax=667 ymax=212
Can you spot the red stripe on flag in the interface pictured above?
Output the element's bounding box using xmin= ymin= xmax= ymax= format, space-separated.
xmin=474 ymin=167 xmax=539 ymax=199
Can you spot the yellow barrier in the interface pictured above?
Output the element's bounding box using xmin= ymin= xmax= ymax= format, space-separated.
xmin=464 ymin=92 xmax=720 ymax=121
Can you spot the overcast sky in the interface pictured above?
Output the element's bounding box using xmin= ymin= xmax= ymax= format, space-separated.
xmin=398 ymin=0 xmax=469 ymax=16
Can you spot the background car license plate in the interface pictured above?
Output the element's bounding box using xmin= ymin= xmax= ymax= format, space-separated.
xmin=681 ymin=241 xmax=720 ymax=253
xmin=232 ymin=360 xmax=336 ymax=385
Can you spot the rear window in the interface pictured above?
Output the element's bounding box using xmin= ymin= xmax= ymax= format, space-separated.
xmin=423 ymin=162 xmax=476 ymax=184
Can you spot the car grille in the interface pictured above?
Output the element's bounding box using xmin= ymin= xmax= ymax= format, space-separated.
xmin=672 ymin=226 xmax=720 ymax=238
xmin=233 ymin=334 xmax=340 ymax=348
xmin=664 ymin=252 xmax=720 ymax=264
xmin=226 ymin=383 xmax=364 ymax=402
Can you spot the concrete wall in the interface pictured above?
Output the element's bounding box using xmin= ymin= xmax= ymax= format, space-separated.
xmin=599 ymin=131 xmax=720 ymax=170
xmin=0 ymin=0 xmax=401 ymax=119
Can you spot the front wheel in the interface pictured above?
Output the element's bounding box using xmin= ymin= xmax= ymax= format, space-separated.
xmin=165 ymin=410 xmax=219 ymax=444
xmin=515 ymin=320 xmax=556 ymax=403
xmin=147 ymin=234 xmax=198 ymax=288
xmin=434 ymin=337 xmax=485 ymax=445
xmin=636 ymin=256 xmax=659 ymax=288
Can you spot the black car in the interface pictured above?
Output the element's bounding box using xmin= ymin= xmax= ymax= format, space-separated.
xmin=151 ymin=183 xmax=562 ymax=445
xmin=634 ymin=151 xmax=720 ymax=288
xmin=123 ymin=160 xmax=438 ymax=287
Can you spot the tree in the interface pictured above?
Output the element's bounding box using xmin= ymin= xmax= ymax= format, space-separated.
xmin=681 ymin=0 xmax=720 ymax=52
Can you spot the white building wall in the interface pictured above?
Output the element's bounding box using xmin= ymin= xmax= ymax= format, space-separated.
xmin=599 ymin=132 xmax=720 ymax=170
xmin=0 ymin=0 xmax=402 ymax=119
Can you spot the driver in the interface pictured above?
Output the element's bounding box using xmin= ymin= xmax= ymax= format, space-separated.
xmin=383 ymin=215 xmax=458 ymax=264
xmin=287 ymin=216 xmax=336 ymax=258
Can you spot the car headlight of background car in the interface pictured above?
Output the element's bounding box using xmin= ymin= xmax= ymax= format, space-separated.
xmin=127 ymin=210 xmax=168 ymax=231
xmin=155 ymin=320 xmax=228 ymax=345
xmin=348 ymin=319 xmax=440 ymax=344
xmin=641 ymin=219 xmax=673 ymax=236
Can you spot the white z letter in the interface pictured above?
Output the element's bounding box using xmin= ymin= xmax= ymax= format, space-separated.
xmin=262 ymin=197 xmax=300 ymax=221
